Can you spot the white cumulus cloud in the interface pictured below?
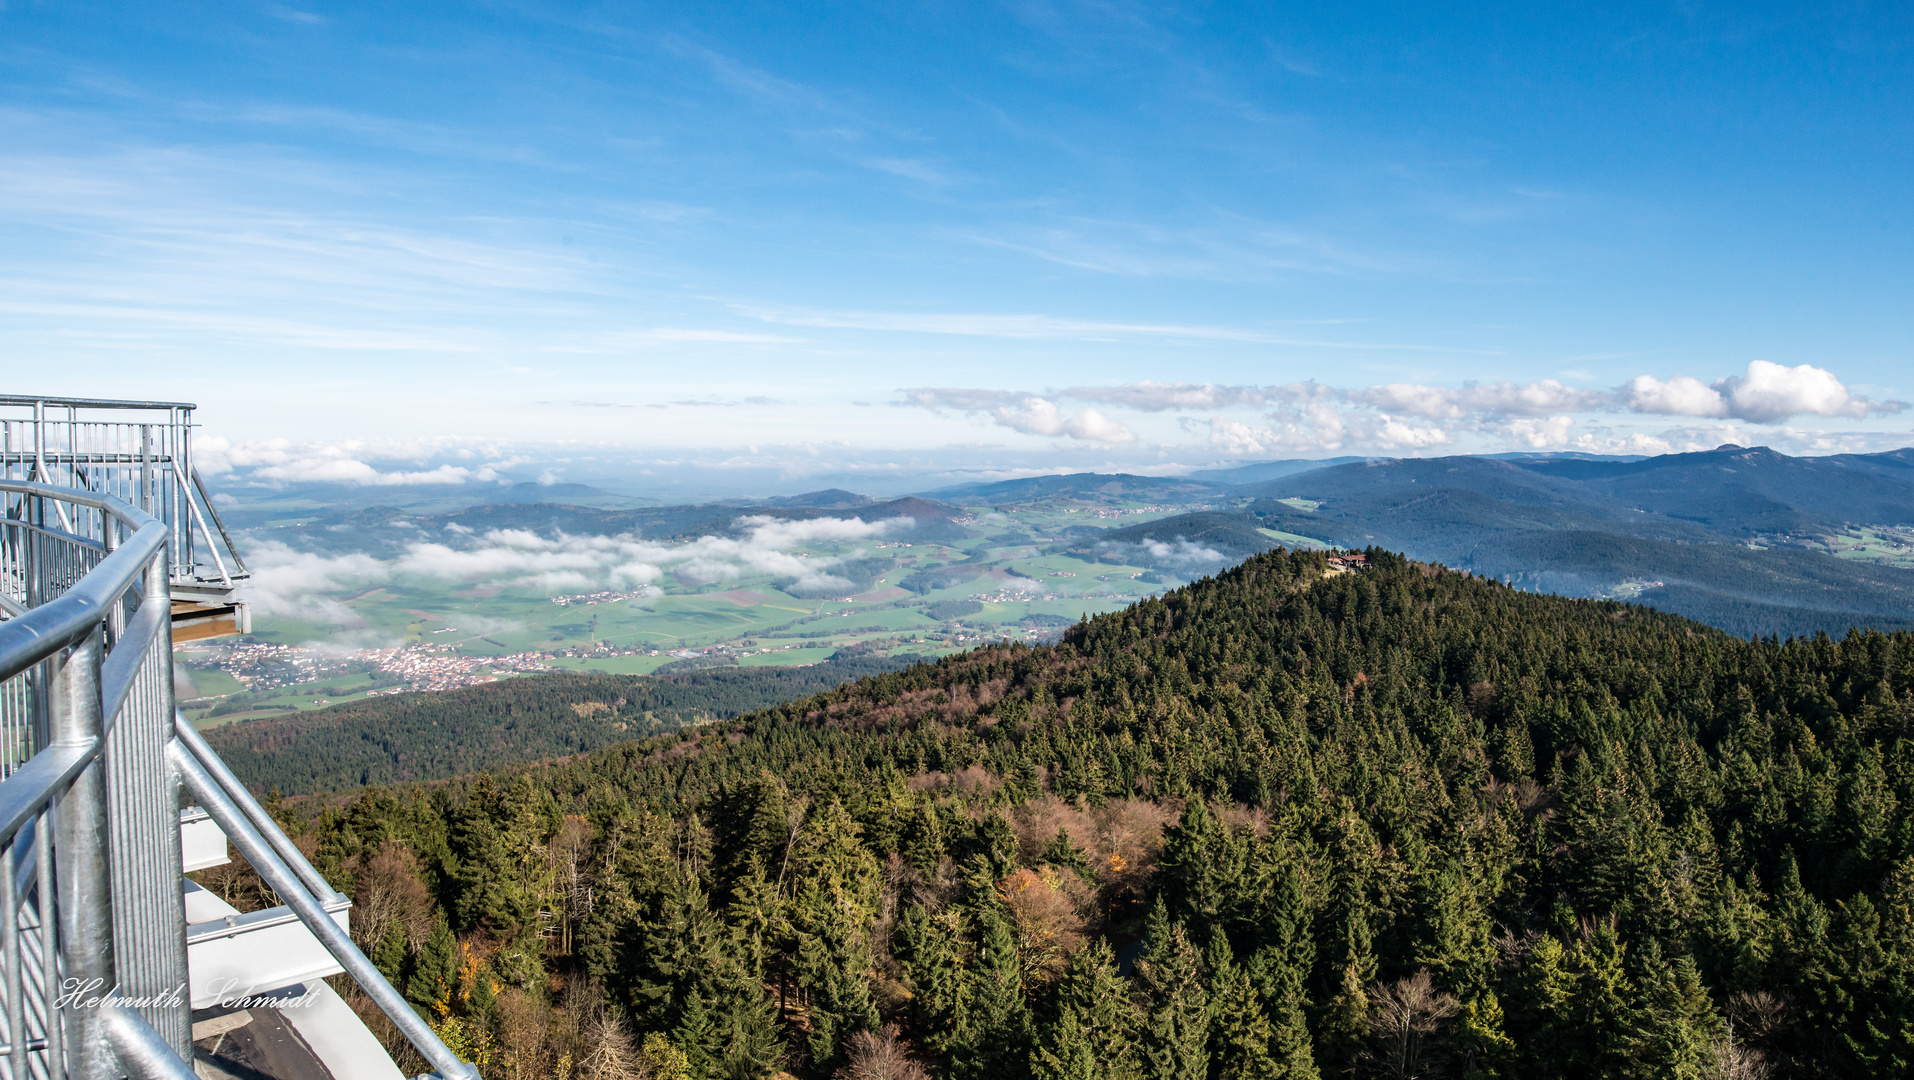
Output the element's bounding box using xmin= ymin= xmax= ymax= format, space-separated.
xmin=1623 ymin=362 xmax=1899 ymax=423
xmin=903 ymin=388 xmax=1136 ymax=443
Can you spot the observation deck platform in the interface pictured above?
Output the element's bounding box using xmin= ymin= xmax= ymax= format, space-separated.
xmin=0 ymin=395 xmax=476 ymax=1079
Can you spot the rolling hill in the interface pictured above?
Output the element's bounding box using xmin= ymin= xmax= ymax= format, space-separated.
xmin=201 ymin=652 xmax=926 ymax=794
xmin=272 ymin=548 xmax=1914 ymax=1078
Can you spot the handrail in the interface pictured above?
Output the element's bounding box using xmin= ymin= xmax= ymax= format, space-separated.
xmin=3 ymin=397 xmax=250 ymax=594
xmin=102 ymin=1006 xmax=200 ymax=1080
xmin=174 ymin=719 xmax=337 ymax=902
xmin=0 ymin=468 xmax=474 ymax=1079
xmin=0 ymin=395 xmax=198 ymax=410
xmin=169 ymin=736 xmax=481 ymax=1080
xmin=0 ymin=742 xmax=96 ymax=843
xmin=0 ymin=480 xmax=166 ymax=680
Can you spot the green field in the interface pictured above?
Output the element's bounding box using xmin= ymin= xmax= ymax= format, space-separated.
xmin=1817 ymin=525 xmax=1914 ymax=569
xmin=219 ymin=503 xmax=1219 ymax=700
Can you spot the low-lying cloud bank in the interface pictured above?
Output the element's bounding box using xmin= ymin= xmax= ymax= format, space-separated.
xmin=1097 ymin=538 xmax=1233 ymax=576
xmin=239 ymin=515 xmax=912 ymax=625
xmin=198 ymin=436 xmax=533 ymax=487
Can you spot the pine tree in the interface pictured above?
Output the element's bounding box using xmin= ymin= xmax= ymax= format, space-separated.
xmin=1134 ymin=899 xmax=1209 ymax=1080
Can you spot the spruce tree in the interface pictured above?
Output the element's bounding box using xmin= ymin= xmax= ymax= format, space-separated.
xmin=1134 ymin=899 xmax=1210 ymax=1080
xmin=792 ymin=884 xmax=880 ymax=1070
xmin=635 ymin=873 xmax=725 ymax=1030
xmin=407 ymin=914 xmax=459 ymax=1015
xmin=1454 ymin=989 xmax=1515 ymax=1080
xmin=1510 ymin=934 xmax=1577 ymax=1077
xmin=1030 ymin=939 xmax=1141 ymax=1080
xmin=672 ymin=989 xmax=717 ymax=1079
xmin=710 ymin=973 xmax=783 ymax=1080
xmin=1317 ymin=905 xmax=1375 ymax=1071
xmin=1568 ymin=920 xmax=1637 ymax=1078
xmin=1247 ymin=865 xmax=1319 ymax=1080
xmin=951 ymin=902 xmax=1032 ymax=1080
xmin=372 ymin=920 xmax=408 ymax=987
xmin=1627 ymin=952 xmax=1723 ymax=1080
xmin=1206 ymin=928 xmax=1278 ymax=1080
xmin=897 ymin=904 xmax=968 ymax=1059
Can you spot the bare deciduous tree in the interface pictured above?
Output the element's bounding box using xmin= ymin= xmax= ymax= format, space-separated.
xmin=1711 ymin=1035 xmax=1771 ymax=1080
xmin=352 ymin=840 xmax=437 ymax=952
xmin=835 ymin=1025 xmax=929 ymax=1080
xmin=1363 ymin=969 xmax=1460 ymax=1080
xmin=996 ymin=867 xmax=1091 ymax=982
xmin=575 ymin=1000 xmax=644 ymax=1080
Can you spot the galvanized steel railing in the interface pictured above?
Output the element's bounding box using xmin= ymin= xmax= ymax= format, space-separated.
xmin=0 ymin=479 xmax=477 ymax=1080
xmin=0 ymin=396 xmax=246 ymax=593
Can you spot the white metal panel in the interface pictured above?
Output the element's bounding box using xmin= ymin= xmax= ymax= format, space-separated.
xmin=276 ymin=979 xmax=406 ymax=1080
xmin=180 ymin=806 xmax=229 ymax=872
xmin=186 ymin=896 xmax=351 ymax=1010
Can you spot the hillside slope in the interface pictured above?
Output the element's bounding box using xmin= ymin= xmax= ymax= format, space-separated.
xmin=270 ymin=548 xmax=1914 ymax=1079
xmin=202 ymin=653 xmax=924 ymax=793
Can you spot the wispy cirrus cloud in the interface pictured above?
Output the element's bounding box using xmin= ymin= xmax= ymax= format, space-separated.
xmin=736 ymin=305 xmax=1471 ymax=350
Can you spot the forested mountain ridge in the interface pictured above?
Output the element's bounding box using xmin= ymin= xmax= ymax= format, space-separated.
xmin=202 ymin=654 xmax=927 ymax=793
xmin=255 ymin=548 xmax=1914 ymax=1079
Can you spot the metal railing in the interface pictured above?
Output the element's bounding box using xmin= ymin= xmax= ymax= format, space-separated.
xmin=0 ymin=479 xmax=477 ymax=1079
xmin=0 ymin=397 xmax=246 ymax=594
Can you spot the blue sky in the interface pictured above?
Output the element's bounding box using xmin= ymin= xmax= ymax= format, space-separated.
xmin=3 ymin=1 xmax=1912 ymax=485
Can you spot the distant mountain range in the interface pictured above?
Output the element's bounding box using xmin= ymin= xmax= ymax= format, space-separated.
xmin=230 ymin=444 xmax=1914 ymax=639
xmin=1077 ymin=445 xmax=1914 ymax=637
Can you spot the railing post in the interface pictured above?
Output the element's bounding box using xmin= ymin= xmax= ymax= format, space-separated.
xmin=51 ymin=631 xmax=114 ymax=1078
xmin=105 ymin=547 xmax=191 ymax=1057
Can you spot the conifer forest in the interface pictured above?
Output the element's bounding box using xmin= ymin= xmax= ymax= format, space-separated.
xmin=210 ymin=548 xmax=1914 ymax=1079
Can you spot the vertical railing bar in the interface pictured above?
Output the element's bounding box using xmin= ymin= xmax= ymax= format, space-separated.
xmin=4 ymin=841 xmax=21 ymax=1080
xmin=37 ymin=806 xmax=60 ymax=1080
